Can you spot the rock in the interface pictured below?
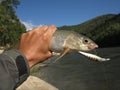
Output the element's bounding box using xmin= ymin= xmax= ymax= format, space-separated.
xmin=0 ymin=50 xmax=4 ymax=53
xmin=17 ymin=76 xmax=59 ymax=90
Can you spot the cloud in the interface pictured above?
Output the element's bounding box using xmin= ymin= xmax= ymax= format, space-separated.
xmin=21 ymin=20 xmax=37 ymax=31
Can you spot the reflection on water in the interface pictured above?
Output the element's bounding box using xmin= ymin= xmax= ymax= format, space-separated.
xmin=31 ymin=47 xmax=120 ymax=90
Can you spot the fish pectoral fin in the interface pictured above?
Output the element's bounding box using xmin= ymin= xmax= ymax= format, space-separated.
xmin=54 ymin=48 xmax=70 ymax=62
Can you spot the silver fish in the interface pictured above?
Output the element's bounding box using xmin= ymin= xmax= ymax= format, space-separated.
xmin=78 ymin=51 xmax=110 ymax=62
xmin=50 ymin=30 xmax=99 ymax=61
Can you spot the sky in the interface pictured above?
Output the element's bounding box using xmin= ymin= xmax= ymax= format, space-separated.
xmin=15 ymin=0 xmax=120 ymax=30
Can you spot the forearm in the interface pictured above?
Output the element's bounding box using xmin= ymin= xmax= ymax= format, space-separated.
xmin=0 ymin=49 xmax=30 ymax=90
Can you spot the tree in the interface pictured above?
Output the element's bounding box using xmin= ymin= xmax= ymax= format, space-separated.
xmin=0 ymin=0 xmax=26 ymax=48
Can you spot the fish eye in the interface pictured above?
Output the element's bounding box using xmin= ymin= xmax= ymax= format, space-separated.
xmin=84 ymin=39 xmax=89 ymax=43
xmin=85 ymin=39 xmax=88 ymax=42
xmin=83 ymin=39 xmax=89 ymax=44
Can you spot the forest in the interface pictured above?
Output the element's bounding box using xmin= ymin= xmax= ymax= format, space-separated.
xmin=0 ymin=0 xmax=120 ymax=48
xmin=0 ymin=0 xmax=26 ymax=48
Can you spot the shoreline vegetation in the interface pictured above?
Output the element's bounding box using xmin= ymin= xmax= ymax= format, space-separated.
xmin=0 ymin=0 xmax=26 ymax=48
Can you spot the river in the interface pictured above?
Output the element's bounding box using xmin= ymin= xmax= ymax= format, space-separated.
xmin=31 ymin=47 xmax=120 ymax=90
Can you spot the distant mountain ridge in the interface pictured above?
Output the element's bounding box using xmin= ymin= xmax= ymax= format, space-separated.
xmin=58 ymin=14 xmax=120 ymax=47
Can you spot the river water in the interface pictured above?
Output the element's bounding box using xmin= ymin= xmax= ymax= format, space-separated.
xmin=32 ymin=47 xmax=120 ymax=90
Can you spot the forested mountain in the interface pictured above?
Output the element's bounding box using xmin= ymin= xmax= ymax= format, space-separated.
xmin=58 ymin=14 xmax=120 ymax=47
xmin=0 ymin=0 xmax=26 ymax=48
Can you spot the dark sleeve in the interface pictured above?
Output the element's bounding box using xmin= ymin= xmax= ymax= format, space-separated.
xmin=0 ymin=49 xmax=30 ymax=90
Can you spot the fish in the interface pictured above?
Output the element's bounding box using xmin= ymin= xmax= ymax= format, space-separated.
xmin=50 ymin=30 xmax=106 ymax=62
xmin=78 ymin=51 xmax=110 ymax=62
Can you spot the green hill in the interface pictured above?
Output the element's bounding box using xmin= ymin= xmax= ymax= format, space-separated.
xmin=58 ymin=14 xmax=120 ymax=47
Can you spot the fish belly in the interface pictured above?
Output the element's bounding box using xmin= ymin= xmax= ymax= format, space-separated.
xmin=50 ymin=30 xmax=73 ymax=53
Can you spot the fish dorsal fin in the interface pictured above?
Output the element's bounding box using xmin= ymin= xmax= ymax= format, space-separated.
xmin=54 ymin=48 xmax=70 ymax=62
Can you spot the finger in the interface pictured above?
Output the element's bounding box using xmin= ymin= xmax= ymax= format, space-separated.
xmin=39 ymin=25 xmax=48 ymax=32
xmin=46 ymin=51 xmax=52 ymax=58
xmin=44 ymin=24 xmax=57 ymax=38
xmin=32 ymin=25 xmax=48 ymax=33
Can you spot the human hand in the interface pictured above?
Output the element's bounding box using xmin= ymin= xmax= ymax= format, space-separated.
xmin=18 ymin=25 xmax=57 ymax=68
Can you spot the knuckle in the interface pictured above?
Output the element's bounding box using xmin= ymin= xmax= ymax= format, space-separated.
xmin=43 ymin=25 xmax=48 ymax=28
xmin=21 ymin=33 xmax=26 ymax=37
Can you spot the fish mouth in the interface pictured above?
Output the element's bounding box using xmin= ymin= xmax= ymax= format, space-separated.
xmin=88 ymin=44 xmax=98 ymax=50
